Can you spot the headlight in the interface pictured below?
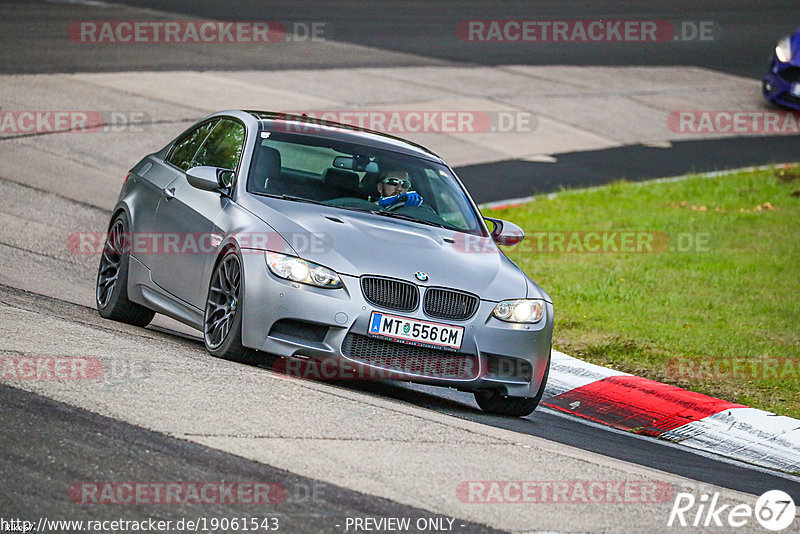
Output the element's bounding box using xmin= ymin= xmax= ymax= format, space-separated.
xmin=492 ymin=299 xmax=545 ymax=323
xmin=265 ymin=251 xmax=342 ymax=289
xmin=776 ymin=36 xmax=793 ymax=63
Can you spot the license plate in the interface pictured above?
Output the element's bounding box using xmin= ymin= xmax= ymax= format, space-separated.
xmin=792 ymin=83 xmax=800 ymax=97
xmin=368 ymin=311 xmax=464 ymax=351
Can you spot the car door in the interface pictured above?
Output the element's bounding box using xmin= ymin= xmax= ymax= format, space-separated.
xmin=135 ymin=119 xmax=218 ymax=271
xmin=151 ymin=118 xmax=246 ymax=308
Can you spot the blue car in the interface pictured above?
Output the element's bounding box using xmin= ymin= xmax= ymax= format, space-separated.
xmin=763 ymin=27 xmax=800 ymax=110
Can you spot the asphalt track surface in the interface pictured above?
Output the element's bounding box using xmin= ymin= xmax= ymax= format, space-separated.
xmin=1 ymin=383 xmax=503 ymax=534
xmin=3 ymin=282 xmax=799 ymax=505
xmin=14 ymin=0 xmax=796 ymax=77
xmin=1 ymin=281 xmax=798 ymax=515
xmin=2 ymin=1 xmax=800 ymax=532
xmin=459 ymin=135 xmax=800 ymax=203
xmin=332 ymin=379 xmax=800 ymax=503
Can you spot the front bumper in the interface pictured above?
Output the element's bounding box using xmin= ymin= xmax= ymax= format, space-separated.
xmin=763 ymin=57 xmax=800 ymax=110
xmin=239 ymin=253 xmax=553 ymax=397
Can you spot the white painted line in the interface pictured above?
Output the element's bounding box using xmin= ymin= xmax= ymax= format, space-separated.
xmin=661 ymin=408 xmax=800 ymax=474
xmin=522 ymin=154 xmax=558 ymax=163
xmin=544 ymin=350 xmax=629 ymax=398
xmin=539 ymin=407 xmax=800 ymax=485
xmin=479 ymin=196 xmax=537 ymax=211
xmin=640 ymin=141 xmax=672 ymax=149
xmin=546 ymin=349 xmax=800 ymax=474
xmin=45 ymin=0 xmax=115 ymax=6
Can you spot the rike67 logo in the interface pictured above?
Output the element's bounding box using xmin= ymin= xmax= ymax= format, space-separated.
xmin=668 ymin=490 xmax=796 ymax=531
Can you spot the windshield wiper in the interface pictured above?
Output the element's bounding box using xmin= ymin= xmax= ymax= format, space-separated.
xmin=279 ymin=194 xmax=333 ymax=206
xmin=369 ymin=210 xmax=448 ymax=229
xmin=260 ymin=193 xmax=450 ymax=230
xmin=259 ymin=193 xmax=331 ymax=207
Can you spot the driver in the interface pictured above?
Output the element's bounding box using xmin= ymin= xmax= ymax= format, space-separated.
xmin=375 ymin=168 xmax=423 ymax=208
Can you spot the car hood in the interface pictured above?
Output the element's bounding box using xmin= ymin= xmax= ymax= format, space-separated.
xmin=239 ymin=195 xmax=541 ymax=302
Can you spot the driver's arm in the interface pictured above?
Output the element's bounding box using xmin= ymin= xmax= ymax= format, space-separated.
xmin=378 ymin=192 xmax=423 ymax=208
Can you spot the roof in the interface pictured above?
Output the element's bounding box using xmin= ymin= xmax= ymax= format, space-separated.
xmin=245 ymin=110 xmax=444 ymax=163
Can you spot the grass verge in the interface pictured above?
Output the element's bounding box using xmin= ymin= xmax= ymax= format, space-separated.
xmin=488 ymin=166 xmax=800 ymax=418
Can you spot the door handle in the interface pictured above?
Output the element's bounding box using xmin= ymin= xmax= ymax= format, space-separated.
xmin=163 ymin=187 xmax=176 ymax=201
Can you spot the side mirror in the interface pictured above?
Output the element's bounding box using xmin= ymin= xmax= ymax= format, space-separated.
xmin=186 ymin=166 xmax=234 ymax=193
xmin=485 ymin=217 xmax=525 ymax=246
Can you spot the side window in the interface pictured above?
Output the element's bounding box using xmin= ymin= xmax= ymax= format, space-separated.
xmin=192 ymin=119 xmax=246 ymax=172
xmin=261 ymin=139 xmax=341 ymax=178
xmin=167 ymin=121 xmax=217 ymax=171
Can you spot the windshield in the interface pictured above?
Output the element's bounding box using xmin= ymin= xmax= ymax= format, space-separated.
xmin=247 ymin=130 xmax=485 ymax=235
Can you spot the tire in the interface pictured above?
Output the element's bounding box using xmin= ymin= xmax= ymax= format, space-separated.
xmin=96 ymin=213 xmax=155 ymax=327
xmin=203 ymin=249 xmax=261 ymax=364
xmin=474 ymin=351 xmax=551 ymax=417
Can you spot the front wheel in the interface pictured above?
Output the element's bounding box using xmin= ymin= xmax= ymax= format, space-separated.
xmin=96 ymin=213 xmax=155 ymax=327
xmin=474 ymin=352 xmax=551 ymax=417
xmin=203 ymin=250 xmax=260 ymax=364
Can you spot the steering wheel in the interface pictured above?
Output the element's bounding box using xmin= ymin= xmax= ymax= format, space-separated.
xmin=387 ymin=201 xmax=437 ymax=214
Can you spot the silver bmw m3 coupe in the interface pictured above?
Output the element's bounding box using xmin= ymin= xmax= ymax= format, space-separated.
xmin=96 ymin=110 xmax=553 ymax=416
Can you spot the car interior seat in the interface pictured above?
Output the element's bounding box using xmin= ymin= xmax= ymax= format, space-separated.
xmin=321 ymin=168 xmax=361 ymax=199
xmin=251 ymin=145 xmax=282 ymax=193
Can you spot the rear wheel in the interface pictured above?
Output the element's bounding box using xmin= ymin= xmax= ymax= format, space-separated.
xmin=203 ymin=250 xmax=260 ymax=364
xmin=96 ymin=213 xmax=155 ymax=327
xmin=474 ymin=352 xmax=551 ymax=417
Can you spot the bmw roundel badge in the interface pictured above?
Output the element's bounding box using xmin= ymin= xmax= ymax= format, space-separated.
xmin=415 ymin=272 xmax=429 ymax=282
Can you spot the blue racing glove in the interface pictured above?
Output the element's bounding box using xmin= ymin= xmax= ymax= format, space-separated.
xmin=378 ymin=192 xmax=424 ymax=208
xmin=403 ymin=191 xmax=423 ymax=207
xmin=377 ymin=194 xmax=402 ymax=208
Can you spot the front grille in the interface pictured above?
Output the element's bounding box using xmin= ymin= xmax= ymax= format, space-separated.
xmin=423 ymin=287 xmax=479 ymax=320
xmin=779 ymin=67 xmax=800 ymax=83
xmin=341 ymin=334 xmax=479 ymax=380
xmin=361 ymin=276 xmax=419 ymax=312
